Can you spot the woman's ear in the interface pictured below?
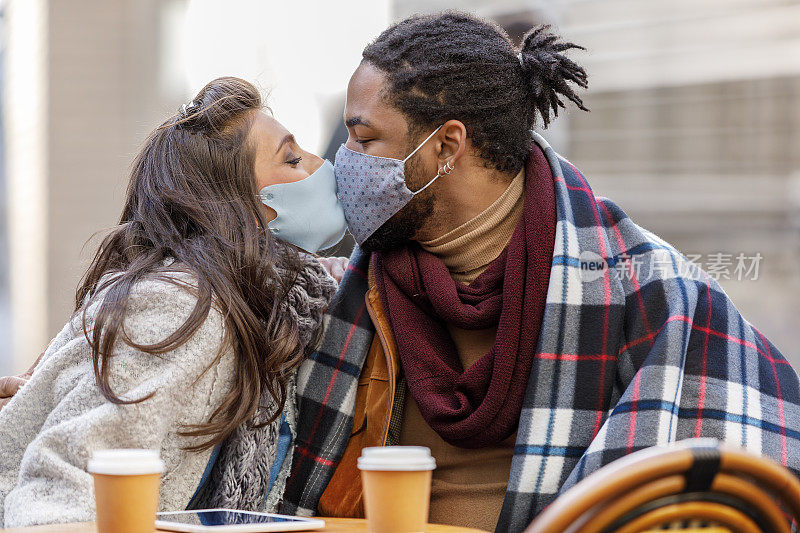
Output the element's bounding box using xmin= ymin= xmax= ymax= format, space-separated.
xmin=437 ymin=119 xmax=467 ymax=165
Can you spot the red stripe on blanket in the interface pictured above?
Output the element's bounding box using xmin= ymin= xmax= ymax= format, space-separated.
xmin=620 ymin=314 xmax=791 ymax=364
xmin=536 ymin=352 xmax=619 ymax=362
xmin=346 ymin=262 xmax=367 ymax=280
xmin=595 ymin=199 xmax=657 ymax=451
xmin=694 ymin=272 xmax=713 ymax=438
xmin=289 ymin=301 xmax=368 ymax=480
xmin=757 ymin=328 xmax=788 ymax=466
xmin=295 ymin=445 xmax=336 ymax=467
xmin=565 ymin=161 xmax=614 ymax=440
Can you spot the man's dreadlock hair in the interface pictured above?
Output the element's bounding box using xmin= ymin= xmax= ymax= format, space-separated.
xmin=362 ymin=11 xmax=589 ymax=175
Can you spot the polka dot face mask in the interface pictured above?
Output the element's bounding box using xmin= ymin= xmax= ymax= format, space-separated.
xmin=334 ymin=125 xmax=444 ymax=246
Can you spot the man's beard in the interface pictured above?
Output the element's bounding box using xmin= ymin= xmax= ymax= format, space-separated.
xmin=359 ymin=154 xmax=436 ymax=253
xmin=359 ymin=192 xmax=434 ymax=253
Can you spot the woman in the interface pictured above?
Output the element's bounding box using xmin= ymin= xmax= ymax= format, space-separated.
xmin=0 ymin=77 xmax=345 ymax=527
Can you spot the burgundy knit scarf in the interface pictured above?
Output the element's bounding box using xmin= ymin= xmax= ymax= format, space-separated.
xmin=373 ymin=145 xmax=556 ymax=448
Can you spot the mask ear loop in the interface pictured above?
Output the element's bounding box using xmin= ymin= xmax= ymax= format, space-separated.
xmin=404 ymin=123 xmax=455 ymax=195
xmin=402 ymin=124 xmax=444 ymax=163
xmin=412 ymin=159 xmax=456 ymax=195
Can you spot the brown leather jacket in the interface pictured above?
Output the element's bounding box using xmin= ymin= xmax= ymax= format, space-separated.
xmin=317 ymin=266 xmax=401 ymax=518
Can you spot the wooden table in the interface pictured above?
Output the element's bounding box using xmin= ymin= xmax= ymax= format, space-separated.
xmin=0 ymin=518 xmax=489 ymax=532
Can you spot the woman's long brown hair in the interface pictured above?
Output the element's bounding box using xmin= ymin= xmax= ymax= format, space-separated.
xmin=75 ymin=77 xmax=307 ymax=452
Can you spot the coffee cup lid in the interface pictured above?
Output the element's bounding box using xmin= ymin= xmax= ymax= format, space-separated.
xmin=357 ymin=446 xmax=436 ymax=471
xmin=87 ymin=449 xmax=165 ymax=476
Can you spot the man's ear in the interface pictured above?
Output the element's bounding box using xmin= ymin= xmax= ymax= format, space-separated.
xmin=437 ymin=120 xmax=467 ymax=165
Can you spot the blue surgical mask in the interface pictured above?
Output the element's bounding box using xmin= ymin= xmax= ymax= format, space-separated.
xmin=334 ymin=125 xmax=445 ymax=245
xmin=259 ymin=160 xmax=347 ymax=253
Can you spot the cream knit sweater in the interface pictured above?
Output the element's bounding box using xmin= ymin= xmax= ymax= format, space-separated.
xmin=0 ymin=270 xmax=235 ymax=528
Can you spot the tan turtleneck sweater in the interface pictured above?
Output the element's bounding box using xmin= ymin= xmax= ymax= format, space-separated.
xmin=419 ymin=168 xmax=525 ymax=284
xmin=398 ymin=169 xmax=525 ymax=532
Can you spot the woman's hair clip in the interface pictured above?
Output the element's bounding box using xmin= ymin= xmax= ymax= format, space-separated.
xmin=180 ymin=100 xmax=200 ymax=118
xmin=176 ymin=100 xmax=202 ymax=131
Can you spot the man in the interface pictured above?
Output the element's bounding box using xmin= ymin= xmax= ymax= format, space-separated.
xmin=278 ymin=11 xmax=800 ymax=533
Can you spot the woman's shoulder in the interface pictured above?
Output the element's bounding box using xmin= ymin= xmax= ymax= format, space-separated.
xmin=79 ymin=263 xmax=226 ymax=348
xmin=126 ymin=267 xmax=205 ymax=309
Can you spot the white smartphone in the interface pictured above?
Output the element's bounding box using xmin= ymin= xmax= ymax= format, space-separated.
xmin=155 ymin=509 xmax=326 ymax=532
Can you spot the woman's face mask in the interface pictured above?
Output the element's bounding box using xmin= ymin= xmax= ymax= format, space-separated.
xmin=334 ymin=125 xmax=445 ymax=246
xmin=258 ymin=160 xmax=347 ymax=253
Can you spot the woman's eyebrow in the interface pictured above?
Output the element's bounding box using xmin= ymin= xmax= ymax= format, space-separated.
xmin=275 ymin=134 xmax=295 ymax=154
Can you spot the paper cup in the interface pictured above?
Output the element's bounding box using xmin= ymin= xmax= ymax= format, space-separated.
xmin=358 ymin=446 xmax=436 ymax=533
xmin=88 ymin=449 xmax=164 ymax=533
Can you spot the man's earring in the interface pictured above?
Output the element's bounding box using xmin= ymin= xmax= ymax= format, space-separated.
xmin=440 ymin=160 xmax=455 ymax=175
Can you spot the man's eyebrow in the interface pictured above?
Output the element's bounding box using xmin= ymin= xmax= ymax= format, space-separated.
xmin=345 ymin=116 xmax=373 ymax=128
xmin=275 ymin=134 xmax=295 ymax=154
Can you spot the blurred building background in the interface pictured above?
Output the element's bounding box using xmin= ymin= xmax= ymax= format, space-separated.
xmin=0 ymin=0 xmax=798 ymax=374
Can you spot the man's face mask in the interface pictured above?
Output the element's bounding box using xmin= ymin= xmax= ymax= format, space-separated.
xmin=334 ymin=124 xmax=451 ymax=246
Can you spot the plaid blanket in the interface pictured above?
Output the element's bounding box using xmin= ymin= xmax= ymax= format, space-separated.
xmin=281 ymin=132 xmax=800 ymax=532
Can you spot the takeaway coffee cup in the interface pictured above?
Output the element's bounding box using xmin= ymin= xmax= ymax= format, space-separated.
xmin=358 ymin=446 xmax=436 ymax=533
xmin=87 ymin=449 xmax=165 ymax=533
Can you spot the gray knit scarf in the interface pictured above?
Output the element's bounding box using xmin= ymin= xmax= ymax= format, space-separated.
xmin=190 ymin=249 xmax=337 ymax=512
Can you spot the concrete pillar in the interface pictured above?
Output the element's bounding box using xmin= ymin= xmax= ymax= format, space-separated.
xmin=3 ymin=0 xmax=182 ymax=373
xmin=3 ymin=0 xmax=48 ymax=374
